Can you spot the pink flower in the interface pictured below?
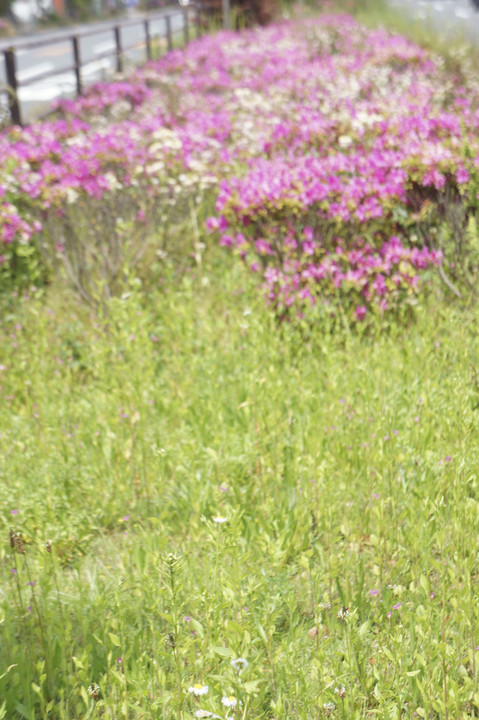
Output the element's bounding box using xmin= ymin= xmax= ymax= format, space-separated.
xmin=355 ymin=305 xmax=367 ymax=321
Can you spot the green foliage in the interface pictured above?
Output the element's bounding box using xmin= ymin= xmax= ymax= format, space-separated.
xmin=1 ymin=243 xmax=479 ymax=718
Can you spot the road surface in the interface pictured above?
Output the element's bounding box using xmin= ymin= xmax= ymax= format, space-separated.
xmin=386 ymin=0 xmax=479 ymax=43
xmin=0 ymin=7 xmax=186 ymax=121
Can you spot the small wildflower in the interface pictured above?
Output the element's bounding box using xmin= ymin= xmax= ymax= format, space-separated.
xmin=222 ymin=696 xmax=238 ymax=708
xmin=369 ymin=589 xmax=379 ymax=596
xmin=213 ymin=517 xmax=227 ymax=524
xmin=195 ymin=711 xmax=222 ymax=719
xmin=337 ymin=607 xmax=349 ymax=621
xmin=323 ymin=702 xmax=336 ymax=715
xmin=10 ymin=509 xmax=18 ymax=515
xmin=318 ymin=602 xmax=331 ymax=611
xmin=335 ymin=685 xmax=346 ymax=699
xmin=45 ymin=540 xmax=52 ymax=553
xmin=392 ymin=602 xmax=401 ymax=610
xmin=230 ymin=657 xmax=248 ymax=672
xmin=189 ymin=684 xmax=209 ymax=696
xmin=88 ymin=683 xmax=100 ymax=699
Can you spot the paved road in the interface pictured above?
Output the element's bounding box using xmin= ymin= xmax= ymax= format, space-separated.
xmin=386 ymin=0 xmax=479 ymax=43
xmin=0 ymin=7 xmax=186 ymax=121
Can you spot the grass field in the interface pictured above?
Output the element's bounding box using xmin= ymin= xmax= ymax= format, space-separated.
xmin=3 ymin=250 xmax=479 ymax=719
xmin=3 ymin=2 xmax=479 ymax=719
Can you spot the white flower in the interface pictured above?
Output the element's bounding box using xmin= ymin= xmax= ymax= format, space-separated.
xmin=221 ymin=696 xmax=237 ymax=708
xmin=323 ymin=702 xmax=336 ymax=715
xmin=230 ymin=657 xmax=248 ymax=672
xmin=189 ymin=684 xmax=209 ymax=696
xmin=195 ymin=711 xmax=222 ymax=718
xmin=338 ymin=135 xmax=353 ymax=149
xmin=65 ymin=187 xmax=79 ymax=205
xmin=213 ymin=517 xmax=227 ymax=524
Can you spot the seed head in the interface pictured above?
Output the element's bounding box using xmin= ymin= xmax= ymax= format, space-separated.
xmin=9 ymin=530 xmax=25 ymax=554
xmin=88 ymin=683 xmax=100 ymax=699
xmin=165 ymin=632 xmax=176 ymax=649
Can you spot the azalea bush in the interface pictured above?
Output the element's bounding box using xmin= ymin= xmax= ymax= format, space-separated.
xmin=2 ymin=12 xmax=479 ymax=314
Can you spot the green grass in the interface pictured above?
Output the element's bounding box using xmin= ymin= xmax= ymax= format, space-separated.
xmin=2 ymin=241 xmax=479 ymax=719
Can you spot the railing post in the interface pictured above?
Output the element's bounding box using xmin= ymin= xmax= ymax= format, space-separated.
xmin=72 ymin=35 xmax=82 ymax=96
xmin=195 ymin=3 xmax=202 ymax=38
xmin=183 ymin=7 xmax=189 ymax=46
xmin=222 ymin=0 xmax=231 ymax=30
xmin=165 ymin=15 xmax=172 ymax=52
xmin=144 ymin=19 xmax=152 ymax=60
xmin=114 ymin=26 xmax=123 ymax=73
xmin=4 ymin=47 xmax=21 ymax=126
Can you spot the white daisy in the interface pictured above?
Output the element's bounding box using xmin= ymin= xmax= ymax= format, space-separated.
xmin=212 ymin=517 xmax=228 ymax=524
xmin=221 ymin=696 xmax=237 ymax=708
xmin=230 ymin=657 xmax=248 ymax=672
xmin=189 ymin=684 xmax=209 ymax=696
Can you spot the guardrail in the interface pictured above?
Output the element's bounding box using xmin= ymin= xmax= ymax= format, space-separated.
xmin=1 ymin=6 xmax=199 ymax=126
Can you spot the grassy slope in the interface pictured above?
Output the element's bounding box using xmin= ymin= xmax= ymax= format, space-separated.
xmin=2 ymin=244 xmax=479 ymax=718
xmin=3 ymin=3 xmax=479 ymax=719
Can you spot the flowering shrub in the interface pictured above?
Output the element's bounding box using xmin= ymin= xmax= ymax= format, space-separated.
xmin=1 ymin=14 xmax=479 ymax=313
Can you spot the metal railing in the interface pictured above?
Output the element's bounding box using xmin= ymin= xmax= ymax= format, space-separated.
xmin=1 ymin=6 xmax=199 ymax=126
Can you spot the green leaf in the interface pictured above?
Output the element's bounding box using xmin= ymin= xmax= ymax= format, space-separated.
xmin=109 ymin=633 xmax=121 ymax=647
xmin=244 ymin=680 xmax=262 ymax=694
xmin=212 ymin=646 xmax=233 ymax=657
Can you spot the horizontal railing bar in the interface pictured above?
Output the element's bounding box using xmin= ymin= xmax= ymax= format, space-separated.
xmin=0 ymin=10 xmax=182 ymax=52
xmin=15 ymin=34 xmax=175 ymax=89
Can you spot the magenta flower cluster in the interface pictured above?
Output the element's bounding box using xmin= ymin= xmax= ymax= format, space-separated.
xmin=1 ymin=13 xmax=478 ymax=311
